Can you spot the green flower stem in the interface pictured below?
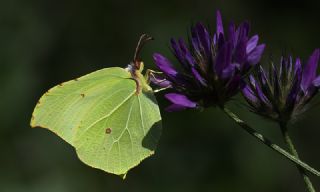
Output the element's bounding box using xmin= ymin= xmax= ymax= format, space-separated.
xmin=280 ymin=123 xmax=315 ymax=192
xmin=222 ymin=107 xmax=320 ymax=177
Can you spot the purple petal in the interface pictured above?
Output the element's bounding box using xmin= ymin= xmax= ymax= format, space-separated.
xmin=195 ymin=23 xmax=211 ymax=56
xmin=153 ymin=53 xmax=178 ymax=77
xmin=301 ymin=49 xmax=320 ymax=91
xmin=171 ymin=38 xmax=195 ymax=70
xmin=234 ymin=38 xmax=247 ymax=65
xmin=228 ymin=22 xmax=236 ymax=48
xmin=150 ymin=73 xmax=172 ymax=88
xmin=313 ymin=76 xmax=320 ymax=87
xmin=294 ymin=58 xmax=302 ymax=75
xmin=249 ymin=75 xmax=256 ymax=86
xmin=247 ymin=44 xmax=265 ymax=65
xmin=191 ymin=68 xmax=207 ymax=86
xmin=286 ymin=71 xmax=302 ymax=109
xmin=255 ymin=82 xmax=270 ymax=105
xmin=235 ymin=22 xmax=250 ymax=44
xmin=191 ymin=27 xmax=201 ymax=53
xmin=258 ymin=66 xmax=268 ymax=86
xmin=213 ymin=34 xmax=217 ymax=45
xmin=242 ymin=84 xmax=258 ymax=103
xmin=165 ymin=93 xmax=197 ymax=108
xmin=178 ymin=39 xmax=196 ymax=67
xmin=279 ymin=57 xmax=285 ymax=77
xmin=216 ymin=10 xmax=224 ymax=36
xmin=287 ymin=56 xmax=293 ymax=75
xmin=217 ymin=32 xmax=225 ymax=49
xmin=272 ymin=63 xmax=282 ymax=103
xmin=221 ymin=64 xmax=236 ymax=79
xmin=170 ymin=39 xmax=186 ymax=67
xmin=215 ymin=42 xmax=232 ymax=77
xmin=246 ymin=35 xmax=259 ymax=53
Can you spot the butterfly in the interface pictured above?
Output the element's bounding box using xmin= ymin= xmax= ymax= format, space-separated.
xmin=31 ymin=34 xmax=162 ymax=177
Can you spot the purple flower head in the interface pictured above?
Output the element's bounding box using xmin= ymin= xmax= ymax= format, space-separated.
xmin=152 ymin=10 xmax=265 ymax=111
xmin=242 ymin=49 xmax=320 ymax=123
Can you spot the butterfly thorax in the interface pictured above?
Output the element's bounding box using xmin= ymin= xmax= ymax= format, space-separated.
xmin=127 ymin=61 xmax=152 ymax=94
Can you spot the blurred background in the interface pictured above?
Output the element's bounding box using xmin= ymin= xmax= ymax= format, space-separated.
xmin=1 ymin=0 xmax=320 ymax=191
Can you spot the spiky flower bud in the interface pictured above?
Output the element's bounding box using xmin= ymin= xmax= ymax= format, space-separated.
xmin=242 ymin=49 xmax=320 ymax=123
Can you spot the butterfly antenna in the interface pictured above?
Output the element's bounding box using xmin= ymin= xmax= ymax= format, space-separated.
xmin=133 ymin=34 xmax=154 ymax=70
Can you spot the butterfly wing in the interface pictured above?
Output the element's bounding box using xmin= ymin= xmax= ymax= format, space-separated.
xmin=31 ymin=67 xmax=162 ymax=176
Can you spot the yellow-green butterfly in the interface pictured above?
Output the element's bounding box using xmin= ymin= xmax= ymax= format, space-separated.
xmin=30 ymin=34 xmax=162 ymax=177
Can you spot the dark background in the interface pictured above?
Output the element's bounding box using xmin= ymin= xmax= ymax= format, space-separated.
xmin=1 ymin=0 xmax=320 ymax=191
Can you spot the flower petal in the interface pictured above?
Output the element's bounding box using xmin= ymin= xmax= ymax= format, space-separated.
xmin=234 ymin=38 xmax=247 ymax=65
xmin=228 ymin=22 xmax=236 ymax=48
xmin=257 ymin=66 xmax=272 ymax=100
xmin=294 ymin=58 xmax=302 ymax=75
xmin=191 ymin=68 xmax=207 ymax=86
xmin=149 ymin=73 xmax=172 ymax=88
xmin=246 ymin=35 xmax=259 ymax=53
xmin=235 ymin=22 xmax=250 ymax=45
xmin=272 ymin=63 xmax=281 ymax=102
xmin=195 ymin=23 xmax=211 ymax=56
xmin=171 ymin=38 xmax=195 ymax=70
xmin=191 ymin=27 xmax=201 ymax=53
xmin=170 ymin=39 xmax=186 ymax=67
xmin=258 ymin=66 xmax=268 ymax=86
xmin=221 ymin=64 xmax=236 ymax=79
xmin=255 ymin=82 xmax=271 ymax=106
xmin=215 ymin=42 xmax=232 ymax=77
xmin=249 ymin=75 xmax=256 ymax=87
xmin=165 ymin=93 xmax=197 ymax=108
xmin=216 ymin=10 xmax=224 ymax=36
xmin=286 ymin=72 xmax=301 ymax=110
xmin=287 ymin=56 xmax=293 ymax=75
xmin=301 ymin=49 xmax=320 ymax=91
xmin=247 ymin=44 xmax=265 ymax=65
xmin=242 ymin=84 xmax=258 ymax=103
xmin=153 ymin=53 xmax=178 ymax=77
xmin=179 ymin=39 xmax=196 ymax=67
xmin=312 ymin=76 xmax=320 ymax=87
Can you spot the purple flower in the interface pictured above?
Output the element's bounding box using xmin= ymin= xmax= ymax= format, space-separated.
xmin=152 ymin=10 xmax=265 ymax=111
xmin=242 ymin=49 xmax=320 ymax=123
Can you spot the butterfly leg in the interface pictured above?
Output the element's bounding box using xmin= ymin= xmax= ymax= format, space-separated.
xmin=145 ymin=69 xmax=164 ymax=84
xmin=154 ymin=86 xmax=171 ymax=93
xmin=145 ymin=69 xmax=171 ymax=93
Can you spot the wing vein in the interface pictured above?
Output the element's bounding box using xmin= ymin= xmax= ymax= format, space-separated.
xmin=137 ymin=95 xmax=146 ymax=136
xmin=114 ymin=97 xmax=135 ymax=142
xmin=78 ymin=90 xmax=135 ymax=140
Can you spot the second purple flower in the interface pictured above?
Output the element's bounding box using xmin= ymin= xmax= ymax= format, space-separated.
xmin=242 ymin=49 xmax=320 ymax=123
xmin=152 ymin=10 xmax=265 ymax=111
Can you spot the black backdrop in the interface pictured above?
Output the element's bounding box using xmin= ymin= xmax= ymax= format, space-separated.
xmin=1 ymin=0 xmax=320 ymax=191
